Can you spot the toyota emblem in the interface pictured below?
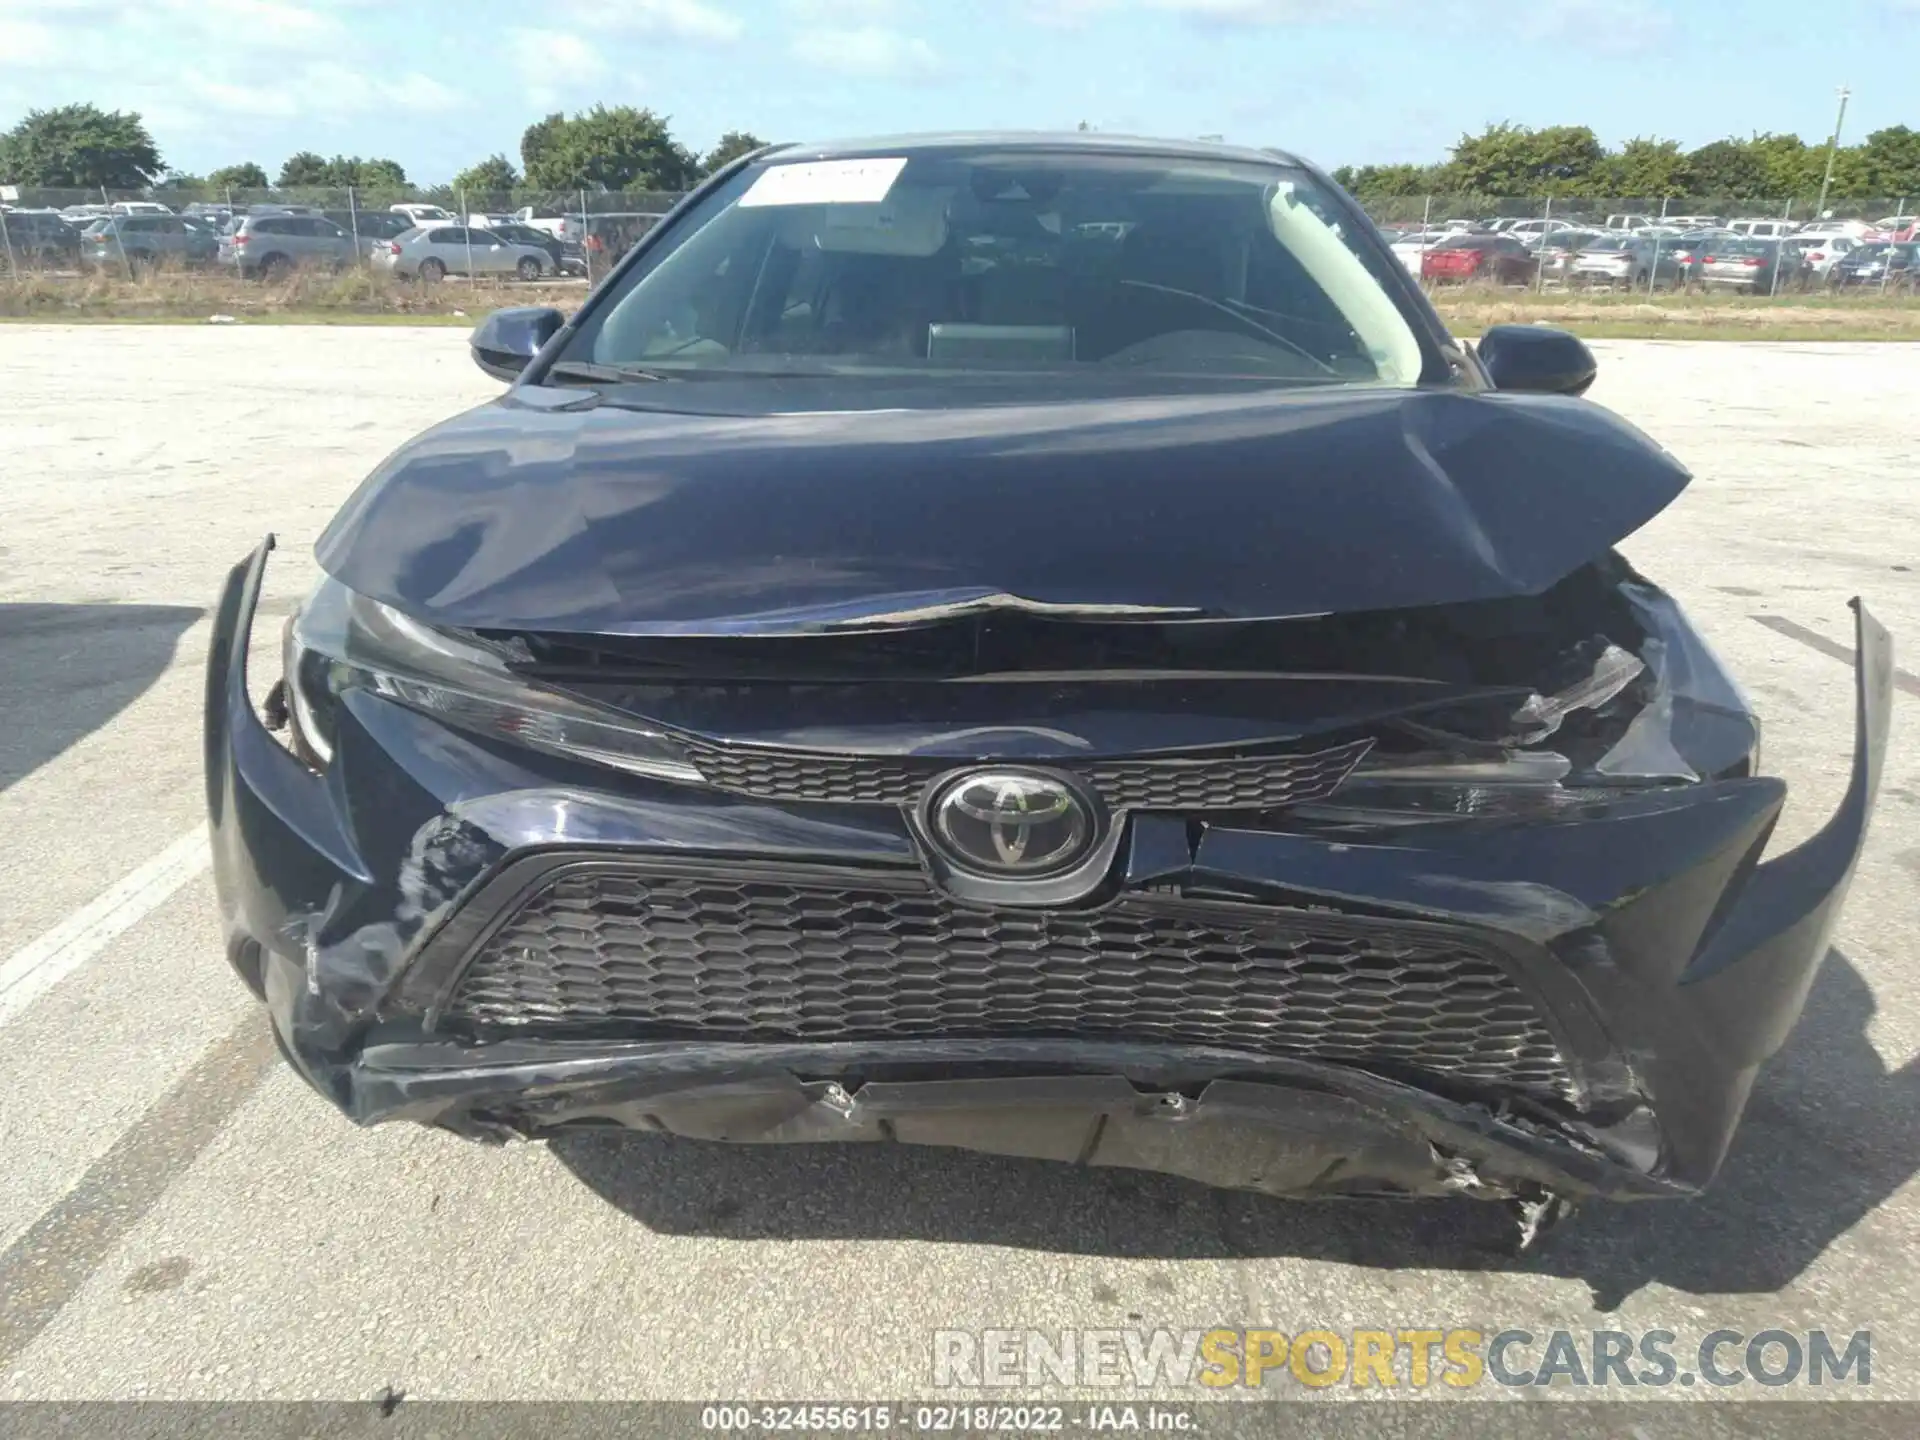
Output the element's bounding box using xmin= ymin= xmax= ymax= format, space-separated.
xmin=929 ymin=771 xmax=1094 ymax=876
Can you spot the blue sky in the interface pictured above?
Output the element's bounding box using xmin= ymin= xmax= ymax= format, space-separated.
xmin=1 ymin=0 xmax=1916 ymax=184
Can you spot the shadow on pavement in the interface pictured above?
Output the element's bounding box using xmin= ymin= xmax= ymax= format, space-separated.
xmin=550 ymin=949 xmax=1917 ymax=1311
xmin=0 ymin=603 xmax=204 ymax=795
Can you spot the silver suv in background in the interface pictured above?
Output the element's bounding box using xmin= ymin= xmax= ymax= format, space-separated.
xmin=219 ymin=213 xmax=360 ymax=278
xmin=77 ymin=214 xmax=218 ymax=272
xmin=372 ymin=225 xmax=553 ymax=281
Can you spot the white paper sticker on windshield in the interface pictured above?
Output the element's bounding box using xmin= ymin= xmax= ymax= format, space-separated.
xmin=739 ymin=157 xmax=908 ymax=208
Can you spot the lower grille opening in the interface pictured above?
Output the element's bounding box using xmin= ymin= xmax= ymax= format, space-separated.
xmin=439 ymin=862 xmax=1576 ymax=1101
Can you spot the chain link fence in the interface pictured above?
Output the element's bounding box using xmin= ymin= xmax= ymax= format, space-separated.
xmin=2 ymin=184 xmax=693 ymax=284
xmin=6 ymin=182 xmax=1916 ymax=299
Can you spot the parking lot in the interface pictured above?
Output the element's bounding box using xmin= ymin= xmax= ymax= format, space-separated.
xmin=1 ymin=328 xmax=1917 ymax=1413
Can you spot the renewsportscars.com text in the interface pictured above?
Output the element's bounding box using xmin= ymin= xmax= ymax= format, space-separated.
xmin=932 ymin=1327 xmax=1873 ymax=1390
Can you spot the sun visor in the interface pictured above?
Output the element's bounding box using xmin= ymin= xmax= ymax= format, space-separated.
xmin=810 ymin=186 xmax=951 ymax=257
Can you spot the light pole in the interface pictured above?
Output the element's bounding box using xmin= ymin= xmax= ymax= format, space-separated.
xmin=1814 ymin=85 xmax=1850 ymax=220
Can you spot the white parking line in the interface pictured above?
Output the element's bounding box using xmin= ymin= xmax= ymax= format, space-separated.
xmin=0 ymin=825 xmax=211 ymax=1028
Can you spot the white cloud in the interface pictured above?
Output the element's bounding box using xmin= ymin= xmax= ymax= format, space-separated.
xmin=783 ymin=0 xmax=900 ymax=16
xmin=175 ymin=59 xmax=465 ymax=120
xmin=560 ymin=0 xmax=744 ymax=42
xmin=1520 ymin=0 xmax=1673 ymax=51
xmin=0 ymin=20 xmax=65 ymax=68
xmin=790 ymin=25 xmax=938 ymax=78
xmin=509 ymin=26 xmax=612 ymax=84
xmin=159 ymin=0 xmax=339 ymax=43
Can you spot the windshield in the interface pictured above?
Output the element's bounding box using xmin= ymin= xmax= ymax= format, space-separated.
xmin=563 ymin=148 xmax=1429 ymax=389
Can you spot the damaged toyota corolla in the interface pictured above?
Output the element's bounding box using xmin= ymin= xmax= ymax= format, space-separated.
xmin=205 ymin=133 xmax=1893 ymax=1238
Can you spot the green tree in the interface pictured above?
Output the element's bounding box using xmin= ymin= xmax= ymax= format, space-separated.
xmin=1333 ymin=162 xmax=1445 ymax=200
xmin=0 ymin=103 xmax=162 ymax=188
xmin=354 ymin=157 xmax=407 ymax=190
xmin=701 ymin=130 xmax=766 ymax=174
xmin=1680 ymin=139 xmax=1769 ymax=200
xmin=276 ymin=150 xmax=331 ymax=187
xmin=1448 ymin=123 xmax=1605 ymax=196
xmin=207 ymin=161 xmax=270 ymax=190
xmin=1856 ymin=126 xmax=1920 ymax=199
xmin=453 ymin=154 xmax=520 ymax=196
xmin=1595 ymin=136 xmax=1688 ymax=199
xmin=519 ymin=105 xmax=699 ymax=192
xmin=520 ymin=112 xmax=568 ymax=182
xmin=1746 ymin=132 xmax=1822 ymax=198
xmin=276 ymin=153 xmax=407 ymax=190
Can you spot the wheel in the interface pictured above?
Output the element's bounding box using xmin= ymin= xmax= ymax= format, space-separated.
xmin=125 ymin=250 xmax=154 ymax=277
xmin=417 ymin=257 xmax=446 ymax=283
xmin=516 ymin=255 xmax=542 ymax=281
xmin=257 ymin=253 xmax=292 ymax=282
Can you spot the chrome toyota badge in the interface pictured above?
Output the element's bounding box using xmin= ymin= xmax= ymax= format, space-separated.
xmin=929 ymin=771 xmax=1094 ymax=875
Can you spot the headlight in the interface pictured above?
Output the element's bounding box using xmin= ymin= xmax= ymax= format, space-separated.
xmin=1302 ymin=584 xmax=1761 ymax=826
xmin=278 ymin=577 xmax=702 ymax=782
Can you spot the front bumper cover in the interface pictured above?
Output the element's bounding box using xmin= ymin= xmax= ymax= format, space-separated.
xmin=204 ymin=539 xmax=1894 ymax=1202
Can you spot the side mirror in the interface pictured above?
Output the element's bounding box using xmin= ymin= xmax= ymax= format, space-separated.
xmin=470 ymin=305 xmax=564 ymax=382
xmin=1477 ymin=324 xmax=1597 ymax=396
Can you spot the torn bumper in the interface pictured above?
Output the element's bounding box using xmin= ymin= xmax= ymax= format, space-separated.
xmin=205 ymin=540 xmax=1894 ymax=1201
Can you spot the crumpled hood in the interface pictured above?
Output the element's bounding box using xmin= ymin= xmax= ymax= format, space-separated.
xmin=315 ymin=382 xmax=1690 ymax=635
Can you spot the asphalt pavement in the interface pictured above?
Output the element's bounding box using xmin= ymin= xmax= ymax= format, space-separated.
xmin=0 ymin=328 xmax=1916 ymax=1418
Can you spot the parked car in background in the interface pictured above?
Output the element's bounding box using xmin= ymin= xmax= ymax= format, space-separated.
xmin=1826 ymin=241 xmax=1918 ymax=290
xmin=490 ymin=222 xmax=588 ymax=277
xmin=220 ymin=212 xmax=359 ymax=278
xmin=320 ymin=209 xmax=412 ymax=242
xmin=390 ymin=203 xmax=456 ymax=224
xmin=1603 ymin=213 xmax=1655 ymax=231
xmin=110 ymin=200 xmax=174 ymax=217
xmin=77 ymin=214 xmax=218 ymax=272
xmin=514 ymin=205 xmax=584 ymax=243
xmin=1726 ymin=218 xmax=1793 ymax=240
xmin=1503 ymin=218 xmax=1578 ymax=245
xmin=372 ymin=224 xmax=554 ymax=281
xmin=60 ymin=203 xmax=113 ymax=224
xmin=1421 ymin=232 xmax=1538 ymax=285
xmin=1388 ymin=229 xmax=1446 ymax=273
xmin=1665 ymin=215 xmax=1725 ymax=230
xmin=1569 ymin=235 xmax=1685 ymax=291
xmin=1533 ymin=229 xmax=1604 ymax=285
xmin=1696 ymin=237 xmax=1810 ymax=292
xmin=1789 ymin=232 xmax=1864 ymax=278
xmin=1794 ymin=219 xmax=1876 ymax=241
xmin=0 ymin=209 xmax=81 ymax=269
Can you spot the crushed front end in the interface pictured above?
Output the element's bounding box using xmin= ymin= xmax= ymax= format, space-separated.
xmin=205 ymin=539 xmax=1892 ymax=1208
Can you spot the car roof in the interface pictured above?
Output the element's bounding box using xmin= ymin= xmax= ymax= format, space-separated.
xmin=767 ymin=130 xmax=1307 ymax=168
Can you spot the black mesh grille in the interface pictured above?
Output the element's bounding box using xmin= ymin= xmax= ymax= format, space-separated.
xmin=679 ymin=738 xmax=1374 ymax=810
xmin=441 ymin=863 xmax=1574 ymax=1098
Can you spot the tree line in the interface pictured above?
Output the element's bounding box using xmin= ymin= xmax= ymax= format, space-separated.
xmin=1332 ymin=122 xmax=1920 ymax=201
xmin=7 ymin=101 xmax=1918 ymax=204
xmin=0 ymin=102 xmax=766 ymax=196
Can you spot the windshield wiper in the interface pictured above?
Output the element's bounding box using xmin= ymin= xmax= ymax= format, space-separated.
xmin=544 ymin=360 xmax=678 ymax=385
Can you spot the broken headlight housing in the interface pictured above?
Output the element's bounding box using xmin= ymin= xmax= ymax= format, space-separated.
xmin=1304 ymin=584 xmax=1761 ymax=825
xmin=275 ymin=577 xmax=702 ymax=782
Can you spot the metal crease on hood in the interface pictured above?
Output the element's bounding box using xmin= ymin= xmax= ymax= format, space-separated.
xmin=315 ymin=383 xmax=1691 ymax=636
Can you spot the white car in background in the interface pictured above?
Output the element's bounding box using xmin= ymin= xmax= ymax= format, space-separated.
xmin=1793 ymin=232 xmax=1866 ymax=276
xmin=514 ymin=205 xmax=585 ymax=244
xmin=1795 ymin=218 xmax=1877 ymax=241
xmin=1389 ymin=230 xmax=1447 ymax=273
xmin=1504 ymin=218 xmax=1579 ymax=246
xmin=1727 ymin=217 xmax=1794 ymax=239
xmin=373 ymin=224 xmax=554 ymax=281
xmin=390 ymin=202 xmax=456 ymax=225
